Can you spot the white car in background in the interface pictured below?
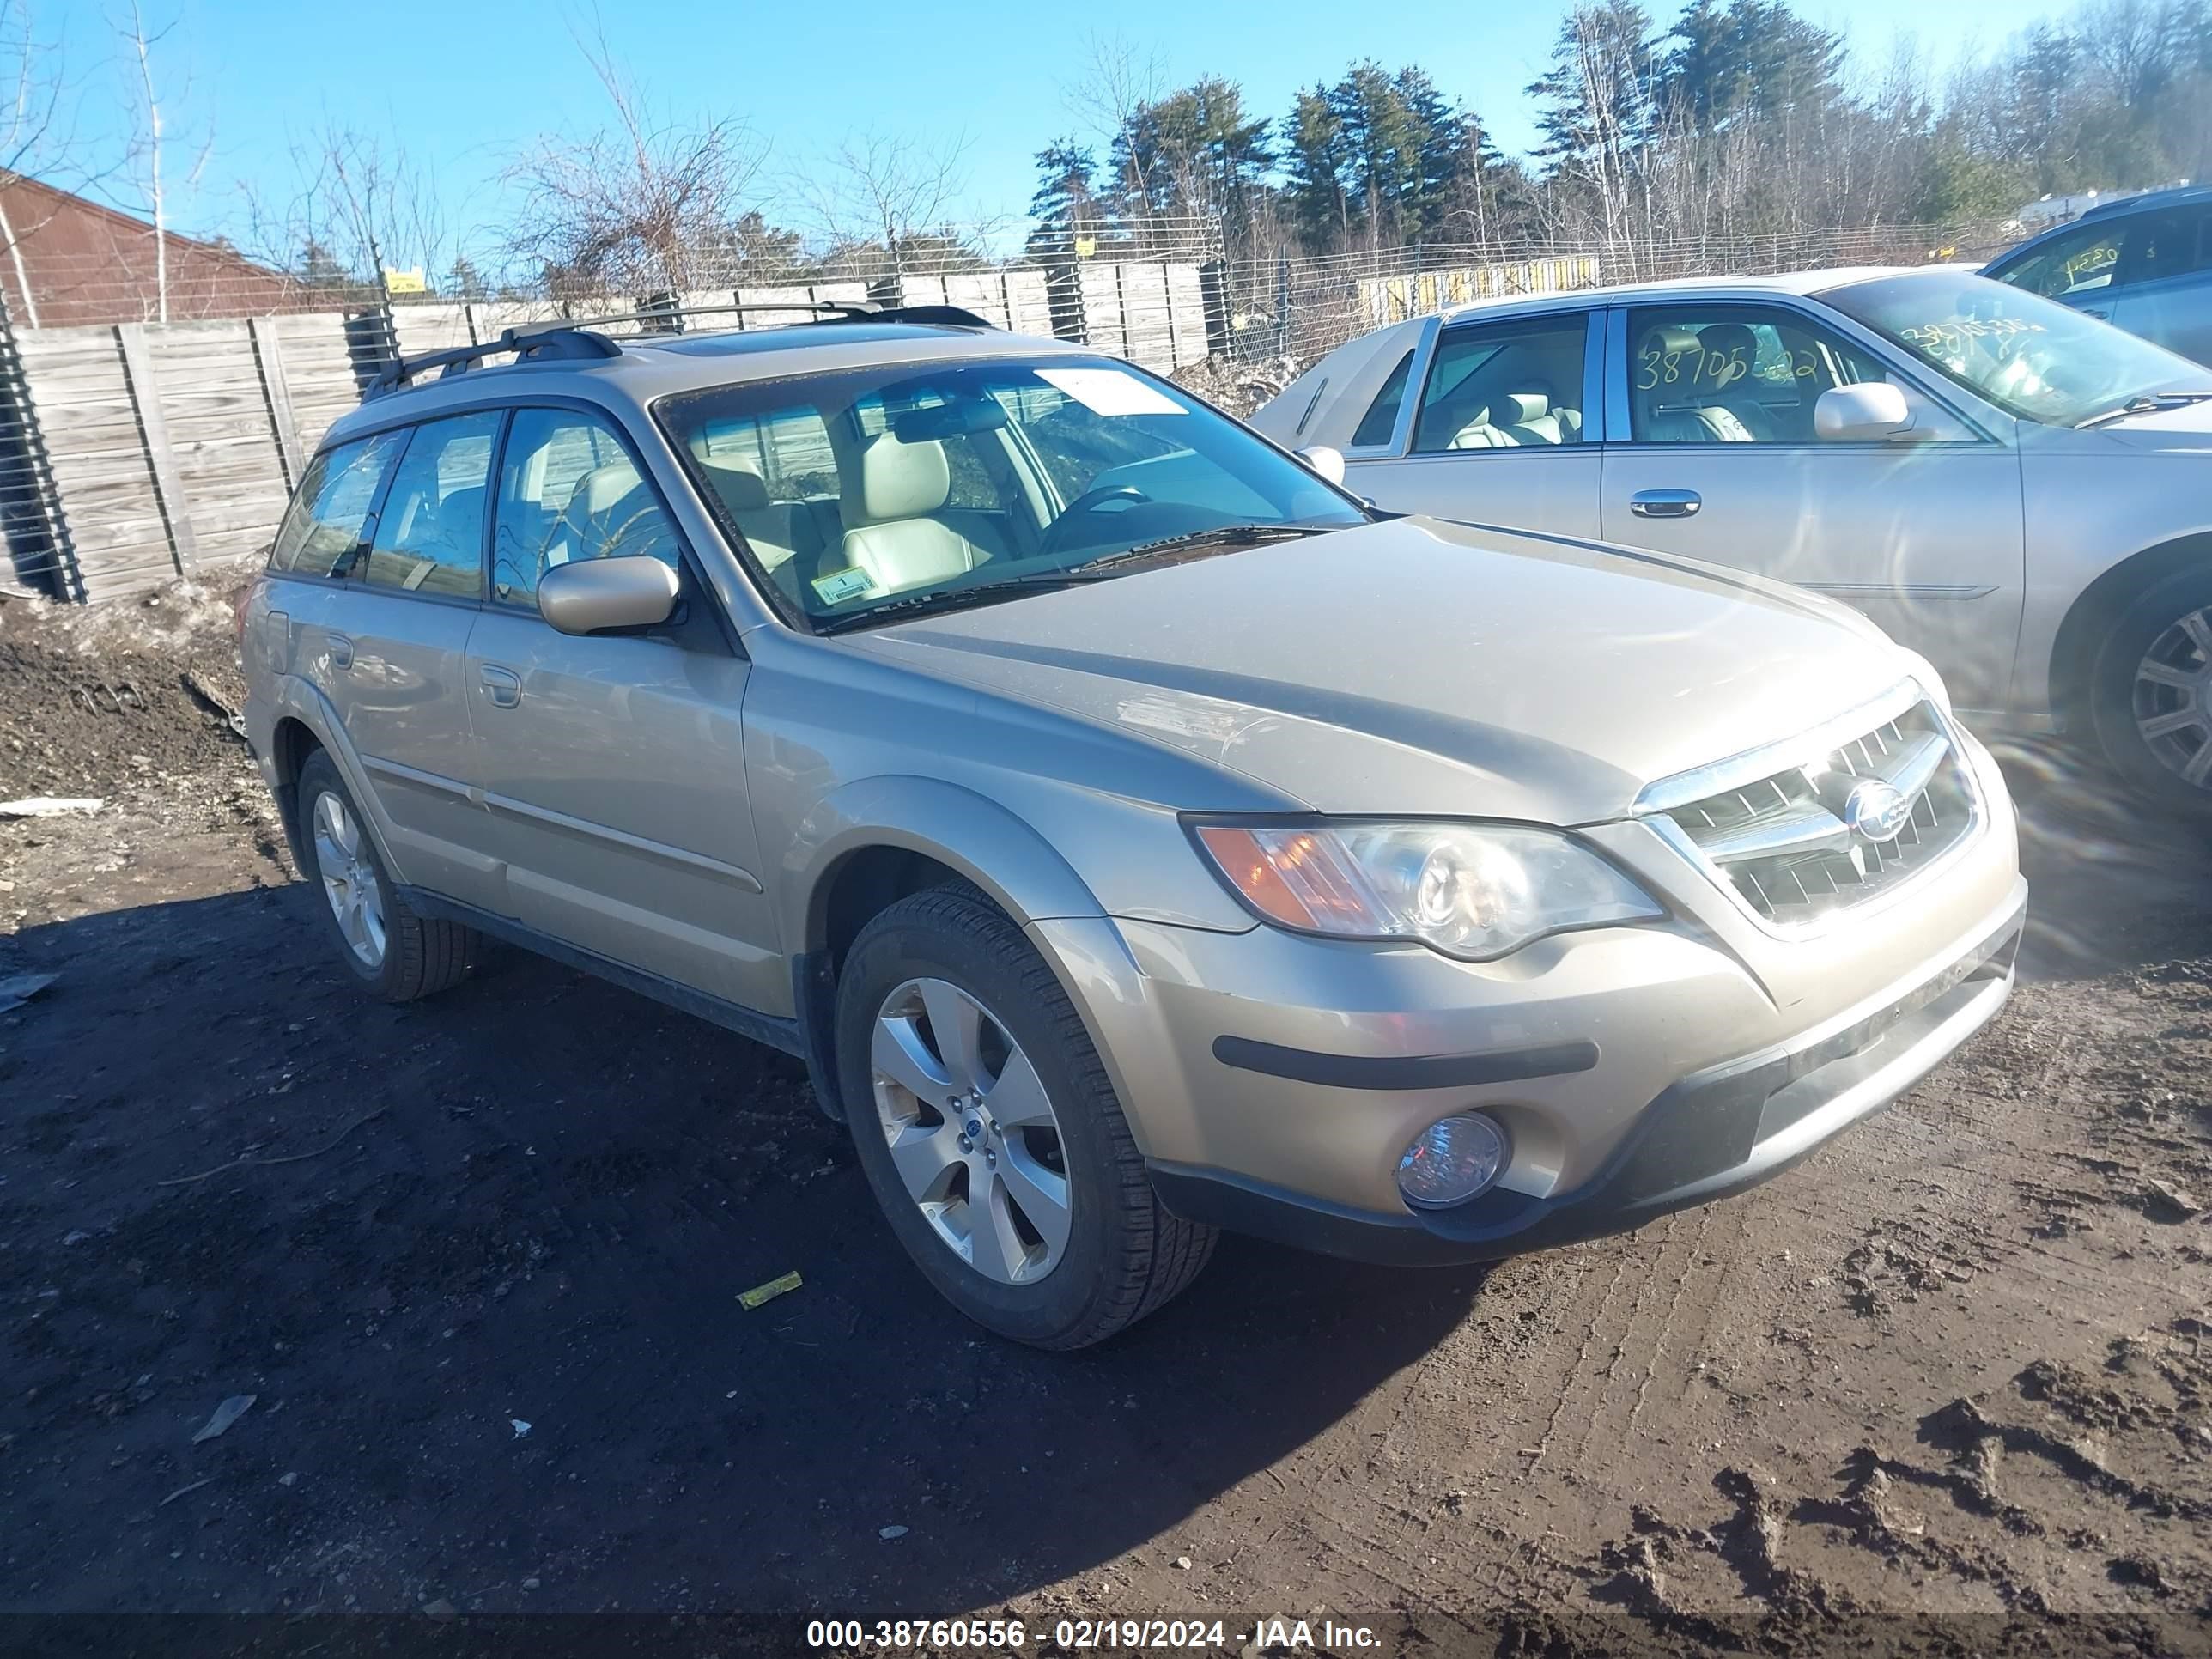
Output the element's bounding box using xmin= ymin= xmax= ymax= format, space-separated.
xmin=1251 ymin=267 xmax=2212 ymax=814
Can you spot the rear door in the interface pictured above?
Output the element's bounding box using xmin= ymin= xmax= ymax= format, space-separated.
xmin=463 ymin=404 xmax=782 ymax=1012
xmin=2109 ymin=206 xmax=2212 ymax=367
xmin=1596 ymin=301 xmax=2026 ymax=713
xmin=1340 ymin=307 xmax=1604 ymax=538
xmin=265 ymin=425 xmax=496 ymax=910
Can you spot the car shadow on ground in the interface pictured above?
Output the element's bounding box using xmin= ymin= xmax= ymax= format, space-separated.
xmin=3 ymin=884 xmax=1486 ymax=1613
xmin=1992 ymin=741 xmax=2210 ymax=982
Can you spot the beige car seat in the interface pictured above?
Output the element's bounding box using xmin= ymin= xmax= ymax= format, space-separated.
xmin=838 ymin=434 xmax=981 ymax=597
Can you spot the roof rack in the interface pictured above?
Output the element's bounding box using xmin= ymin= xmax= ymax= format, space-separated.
xmin=366 ymin=300 xmax=1000 ymax=399
xmin=366 ymin=325 xmax=622 ymax=398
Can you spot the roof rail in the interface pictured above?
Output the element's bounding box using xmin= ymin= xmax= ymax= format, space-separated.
xmin=365 ymin=299 xmax=1003 ymax=399
xmin=366 ymin=325 xmax=622 ymax=399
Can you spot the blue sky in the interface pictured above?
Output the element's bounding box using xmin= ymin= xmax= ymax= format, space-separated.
xmin=62 ymin=0 xmax=2047 ymax=267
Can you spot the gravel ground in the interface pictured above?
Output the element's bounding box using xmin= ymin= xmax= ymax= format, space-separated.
xmin=2 ymin=581 xmax=2209 ymax=1655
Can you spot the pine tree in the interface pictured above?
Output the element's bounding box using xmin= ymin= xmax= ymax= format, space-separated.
xmin=1281 ymin=85 xmax=1352 ymax=247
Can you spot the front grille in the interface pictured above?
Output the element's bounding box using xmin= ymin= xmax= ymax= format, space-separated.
xmin=1657 ymin=699 xmax=1977 ymax=927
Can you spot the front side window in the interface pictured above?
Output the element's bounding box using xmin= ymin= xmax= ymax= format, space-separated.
xmin=359 ymin=412 xmax=499 ymax=597
xmin=1626 ymin=306 xmax=1887 ymax=443
xmin=659 ymin=356 xmax=1363 ymax=629
xmin=1997 ymin=222 xmax=2126 ymax=299
xmin=491 ymin=409 xmax=682 ymax=609
xmin=1410 ymin=316 xmax=1589 ymax=452
xmin=1824 ymin=269 xmax=2206 ymax=426
xmin=267 ymin=432 xmax=404 ymax=577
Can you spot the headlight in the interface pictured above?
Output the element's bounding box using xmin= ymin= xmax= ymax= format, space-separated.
xmin=1192 ymin=820 xmax=1663 ymax=961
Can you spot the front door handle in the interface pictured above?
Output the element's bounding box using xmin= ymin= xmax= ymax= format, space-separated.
xmin=478 ymin=665 xmax=522 ymax=709
xmin=327 ymin=632 xmax=355 ymax=670
xmin=1630 ymin=488 xmax=1702 ymax=520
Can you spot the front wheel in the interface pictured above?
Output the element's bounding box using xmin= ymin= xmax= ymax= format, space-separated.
xmin=833 ymin=884 xmax=1215 ymax=1349
xmin=2089 ymin=568 xmax=2212 ymax=817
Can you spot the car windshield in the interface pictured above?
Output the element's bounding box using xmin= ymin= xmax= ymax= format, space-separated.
xmin=658 ymin=355 xmax=1364 ymax=629
xmin=1821 ymin=269 xmax=2207 ymax=426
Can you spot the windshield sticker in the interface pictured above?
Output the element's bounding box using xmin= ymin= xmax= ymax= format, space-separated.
xmin=811 ymin=568 xmax=872 ymax=605
xmin=1037 ymin=368 xmax=1187 ymax=417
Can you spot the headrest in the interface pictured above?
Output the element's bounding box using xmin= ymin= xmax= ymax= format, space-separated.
xmin=577 ymin=460 xmax=643 ymax=516
xmin=1642 ymin=325 xmax=1702 ymax=359
xmin=846 ymin=434 xmax=951 ymax=523
xmin=1697 ymin=323 xmax=1759 ymax=386
xmin=1500 ymin=392 xmax=1549 ymax=423
xmin=696 ymin=456 xmax=769 ymax=513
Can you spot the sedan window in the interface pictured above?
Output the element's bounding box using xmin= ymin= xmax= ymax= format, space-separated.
xmin=1626 ymin=306 xmax=1887 ymax=443
xmin=1350 ymin=348 xmax=1416 ymax=447
xmin=1409 ymin=316 xmax=1589 ymax=452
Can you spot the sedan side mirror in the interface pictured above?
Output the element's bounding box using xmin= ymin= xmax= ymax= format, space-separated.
xmin=1815 ymin=381 xmax=1914 ymax=441
xmin=1294 ymin=444 xmax=1347 ymax=484
xmin=538 ymin=556 xmax=680 ymax=635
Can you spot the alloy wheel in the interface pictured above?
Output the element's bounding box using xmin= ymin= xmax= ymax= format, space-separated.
xmin=868 ymin=976 xmax=1072 ymax=1285
xmin=312 ymin=789 xmax=387 ymax=969
xmin=2132 ymin=605 xmax=2212 ymax=792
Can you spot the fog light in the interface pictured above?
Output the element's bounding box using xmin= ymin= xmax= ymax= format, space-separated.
xmin=1397 ymin=1113 xmax=1509 ymax=1210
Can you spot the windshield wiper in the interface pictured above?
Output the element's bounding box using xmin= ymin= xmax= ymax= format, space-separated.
xmin=814 ymin=572 xmax=1097 ymax=634
xmin=2075 ymin=391 xmax=2212 ymax=429
xmin=814 ymin=523 xmax=1343 ymax=635
xmin=1069 ymin=520 xmax=1340 ymax=572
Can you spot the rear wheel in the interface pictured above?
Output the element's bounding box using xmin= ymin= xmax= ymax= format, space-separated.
xmin=295 ymin=751 xmax=480 ymax=1001
xmin=833 ymin=884 xmax=1214 ymax=1349
xmin=2089 ymin=568 xmax=2212 ymax=817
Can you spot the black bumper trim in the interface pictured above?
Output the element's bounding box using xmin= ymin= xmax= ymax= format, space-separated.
xmin=1211 ymin=1034 xmax=1599 ymax=1091
xmin=1157 ymin=889 xmax=2026 ymax=1267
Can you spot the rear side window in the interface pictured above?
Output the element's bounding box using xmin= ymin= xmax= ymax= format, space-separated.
xmin=1351 ymin=349 xmax=1416 ymax=447
xmin=267 ymin=433 xmax=404 ymax=577
xmin=491 ymin=408 xmax=682 ymax=609
xmin=358 ymin=412 xmax=500 ymax=598
xmin=1411 ymin=315 xmax=1589 ymax=452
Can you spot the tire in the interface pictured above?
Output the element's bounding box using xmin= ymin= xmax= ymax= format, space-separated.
xmin=2087 ymin=566 xmax=2212 ymax=818
xmin=833 ymin=884 xmax=1215 ymax=1349
xmin=295 ymin=750 xmax=480 ymax=1002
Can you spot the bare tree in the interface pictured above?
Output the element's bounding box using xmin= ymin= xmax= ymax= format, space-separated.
xmin=106 ymin=2 xmax=210 ymax=324
xmin=1063 ymin=32 xmax=1166 ymax=205
xmin=0 ymin=1 xmax=84 ymax=326
xmin=237 ymin=119 xmax=448 ymax=296
xmin=790 ymin=127 xmax=981 ymax=276
xmin=502 ymin=23 xmax=768 ymax=297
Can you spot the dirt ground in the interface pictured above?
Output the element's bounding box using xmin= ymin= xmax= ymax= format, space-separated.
xmin=3 ymin=577 xmax=2210 ymax=1656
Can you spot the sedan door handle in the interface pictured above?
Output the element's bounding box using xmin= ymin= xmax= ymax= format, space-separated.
xmin=1629 ymin=488 xmax=1702 ymax=520
xmin=327 ymin=633 xmax=355 ymax=670
xmin=478 ymin=665 xmax=522 ymax=709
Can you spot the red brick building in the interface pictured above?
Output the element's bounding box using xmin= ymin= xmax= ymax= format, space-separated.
xmin=0 ymin=171 xmax=301 ymax=328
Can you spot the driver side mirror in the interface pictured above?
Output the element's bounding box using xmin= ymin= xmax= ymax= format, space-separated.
xmin=1294 ymin=444 xmax=1347 ymax=484
xmin=538 ymin=556 xmax=680 ymax=635
xmin=1814 ymin=382 xmax=1914 ymax=441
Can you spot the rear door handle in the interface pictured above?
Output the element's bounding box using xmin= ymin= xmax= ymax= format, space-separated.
xmin=1629 ymin=489 xmax=1702 ymax=520
xmin=478 ymin=665 xmax=522 ymax=709
xmin=327 ymin=632 xmax=355 ymax=670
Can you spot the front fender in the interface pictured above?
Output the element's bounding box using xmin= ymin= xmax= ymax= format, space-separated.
xmin=782 ymin=774 xmax=1108 ymax=954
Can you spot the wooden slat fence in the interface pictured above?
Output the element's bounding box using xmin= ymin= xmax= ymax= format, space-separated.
xmin=0 ymin=260 xmax=1215 ymax=602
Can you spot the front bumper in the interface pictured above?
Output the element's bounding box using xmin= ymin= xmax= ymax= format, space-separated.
xmin=1143 ymin=890 xmax=2022 ymax=1264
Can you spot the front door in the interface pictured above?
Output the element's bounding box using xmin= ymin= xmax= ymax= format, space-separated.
xmin=464 ymin=404 xmax=783 ymax=1014
xmin=1344 ymin=307 xmax=1603 ymax=539
xmin=1597 ymin=301 xmax=2027 ymax=716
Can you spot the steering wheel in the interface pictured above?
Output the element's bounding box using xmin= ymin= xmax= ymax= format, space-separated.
xmin=1040 ymin=484 xmax=1151 ymax=555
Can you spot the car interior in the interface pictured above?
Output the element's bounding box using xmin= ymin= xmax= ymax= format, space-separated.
xmin=1632 ymin=316 xmax=1865 ymax=444
xmin=1415 ymin=328 xmax=1589 ymax=450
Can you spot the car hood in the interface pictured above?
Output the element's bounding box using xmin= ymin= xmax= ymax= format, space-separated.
xmin=843 ymin=515 xmax=1920 ymax=825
